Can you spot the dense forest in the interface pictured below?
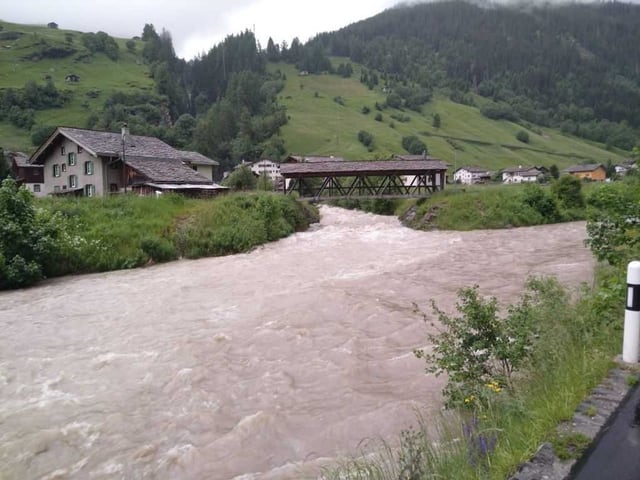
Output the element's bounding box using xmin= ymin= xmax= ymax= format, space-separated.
xmin=2 ymin=1 xmax=639 ymax=173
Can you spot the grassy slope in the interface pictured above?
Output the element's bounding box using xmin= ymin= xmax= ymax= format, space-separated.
xmin=0 ymin=20 xmax=153 ymax=151
xmin=0 ymin=21 xmax=627 ymax=170
xmin=273 ymin=61 xmax=627 ymax=169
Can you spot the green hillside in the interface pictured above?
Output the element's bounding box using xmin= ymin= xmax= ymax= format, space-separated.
xmin=0 ymin=20 xmax=152 ymax=151
xmin=274 ymin=61 xmax=627 ymax=169
xmin=0 ymin=20 xmax=628 ymax=171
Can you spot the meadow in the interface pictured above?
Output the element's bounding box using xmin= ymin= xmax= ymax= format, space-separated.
xmin=273 ymin=61 xmax=627 ymax=169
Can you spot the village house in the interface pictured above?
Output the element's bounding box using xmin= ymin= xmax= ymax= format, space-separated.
xmin=502 ymin=166 xmax=543 ymax=184
xmin=64 ymin=74 xmax=80 ymax=83
xmin=614 ymin=160 xmax=636 ymax=176
xmin=9 ymin=151 xmax=45 ymax=197
xmin=562 ymin=163 xmax=607 ymax=181
xmin=179 ymin=150 xmax=219 ymax=181
xmin=250 ymin=159 xmax=281 ymax=181
xmin=394 ymin=154 xmax=448 ymax=188
xmin=28 ymin=126 xmax=227 ymax=197
xmin=453 ymin=166 xmax=492 ymax=185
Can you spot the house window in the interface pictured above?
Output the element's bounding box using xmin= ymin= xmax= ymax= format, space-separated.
xmin=53 ymin=164 xmax=61 ymax=177
xmin=61 ymin=163 xmax=67 ymax=172
xmin=61 ymin=146 xmax=65 ymax=155
xmin=33 ymin=184 xmax=41 ymax=193
xmin=84 ymin=184 xmax=95 ymax=197
xmin=68 ymin=152 xmax=77 ymax=166
xmin=77 ymin=145 xmax=83 ymax=154
xmin=69 ymin=175 xmax=78 ymax=188
xmin=84 ymin=161 xmax=94 ymax=175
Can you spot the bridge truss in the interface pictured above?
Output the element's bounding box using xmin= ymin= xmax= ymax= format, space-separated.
xmin=280 ymin=159 xmax=448 ymax=201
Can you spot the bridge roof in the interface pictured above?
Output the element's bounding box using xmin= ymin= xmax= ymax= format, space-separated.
xmin=280 ymin=160 xmax=447 ymax=178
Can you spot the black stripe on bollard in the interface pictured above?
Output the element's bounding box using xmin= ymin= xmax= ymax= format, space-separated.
xmin=626 ymin=283 xmax=640 ymax=312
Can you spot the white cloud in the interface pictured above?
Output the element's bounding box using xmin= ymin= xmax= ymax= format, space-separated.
xmin=3 ymin=0 xmax=396 ymax=60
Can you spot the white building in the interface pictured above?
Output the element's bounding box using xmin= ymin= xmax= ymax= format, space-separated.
xmin=502 ymin=166 xmax=542 ymax=184
xmin=251 ymin=159 xmax=281 ymax=180
xmin=28 ymin=126 xmax=224 ymax=196
xmin=453 ymin=166 xmax=491 ymax=185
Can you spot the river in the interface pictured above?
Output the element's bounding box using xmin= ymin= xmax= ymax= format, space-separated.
xmin=0 ymin=206 xmax=595 ymax=479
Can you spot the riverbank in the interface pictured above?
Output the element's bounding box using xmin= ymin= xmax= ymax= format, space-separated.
xmin=0 ymin=178 xmax=318 ymax=289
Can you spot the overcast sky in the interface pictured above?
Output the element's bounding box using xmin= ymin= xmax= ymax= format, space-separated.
xmin=2 ymin=0 xmax=399 ymax=60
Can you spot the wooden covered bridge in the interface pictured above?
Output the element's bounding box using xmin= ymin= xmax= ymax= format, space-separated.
xmin=280 ymin=159 xmax=448 ymax=201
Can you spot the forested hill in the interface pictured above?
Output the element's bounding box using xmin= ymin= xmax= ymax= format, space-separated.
xmin=1 ymin=2 xmax=638 ymax=171
xmin=312 ymin=1 xmax=640 ymax=149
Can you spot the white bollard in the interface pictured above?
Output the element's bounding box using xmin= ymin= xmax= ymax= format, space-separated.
xmin=623 ymin=261 xmax=640 ymax=364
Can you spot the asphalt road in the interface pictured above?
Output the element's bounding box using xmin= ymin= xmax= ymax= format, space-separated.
xmin=570 ymin=383 xmax=640 ymax=480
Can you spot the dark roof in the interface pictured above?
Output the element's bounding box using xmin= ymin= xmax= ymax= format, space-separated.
xmin=503 ymin=166 xmax=541 ymax=176
xmin=179 ymin=150 xmax=219 ymax=166
xmin=394 ymin=154 xmax=440 ymax=162
xmin=126 ymin=157 xmax=212 ymax=184
xmin=281 ymin=160 xmax=448 ymax=178
xmin=563 ymin=164 xmax=604 ymax=173
xmin=285 ymin=155 xmax=345 ymax=163
xmin=456 ymin=166 xmax=490 ymax=174
xmin=9 ymin=152 xmax=40 ymax=168
xmin=31 ymin=127 xmax=183 ymax=163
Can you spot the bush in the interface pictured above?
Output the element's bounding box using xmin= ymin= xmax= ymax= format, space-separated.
xmin=140 ymin=237 xmax=177 ymax=263
xmin=552 ymin=175 xmax=584 ymax=209
xmin=480 ymin=102 xmax=518 ymax=121
xmin=402 ymin=135 xmax=428 ymax=155
xmin=30 ymin=124 xmax=55 ymax=146
xmin=516 ymin=130 xmax=530 ymax=143
xmin=357 ymin=130 xmax=374 ymax=149
xmin=0 ymin=178 xmax=66 ymax=288
xmin=414 ymin=284 xmax=538 ymax=408
xmin=223 ymin=165 xmax=257 ymax=190
xmin=177 ymin=193 xmax=318 ymax=258
xmin=522 ymin=184 xmax=560 ymax=223
xmin=374 ymin=113 xmax=383 ymax=122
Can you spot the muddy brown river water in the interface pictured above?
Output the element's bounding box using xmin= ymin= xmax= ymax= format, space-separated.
xmin=0 ymin=206 xmax=595 ymax=479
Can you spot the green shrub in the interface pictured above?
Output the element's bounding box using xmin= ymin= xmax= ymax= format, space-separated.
xmin=0 ymin=178 xmax=66 ymax=288
xmin=516 ymin=129 xmax=530 ymax=143
xmin=223 ymin=165 xmax=257 ymax=190
xmin=522 ymin=184 xmax=560 ymax=223
xmin=140 ymin=237 xmax=178 ymax=263
xmin=414 ymin=284 xmax=538 ymax=408
xmin=357 ymin=130 xmax=374 ymax=150
xmin=552 ymin=175 xmax=584 ymax=209
xmin=402 ymin=135 xmax=427 ymax=155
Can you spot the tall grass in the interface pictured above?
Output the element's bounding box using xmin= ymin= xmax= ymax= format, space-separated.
xmin=176 ymin=192 xmax=318 ymax=258
xmin=37 ymin=192 xmax=318 ymax=277
xmin=401 ymin=183 xmax=585 ymax=231
xmin=324 ymin=276 xmax=621 ymax=479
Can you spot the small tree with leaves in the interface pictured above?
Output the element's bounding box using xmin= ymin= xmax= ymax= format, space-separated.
xmin=432 ymin=113 xmax=441 ymax=129
xmin=414 ymin=285 xmax=537 ymax=409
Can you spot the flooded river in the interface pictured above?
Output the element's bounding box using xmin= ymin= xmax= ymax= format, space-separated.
xmin=0 ymin=206 xmax=595 ymax=479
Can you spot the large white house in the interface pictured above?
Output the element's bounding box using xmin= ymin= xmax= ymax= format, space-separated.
xmin=453 ymin=166 xmax=491 ymax=185
xmin=28 ymin=126 xmax=225 ymax=196
xmin=502 ymin=166 xmax=543 ymax=184
xmin=250 ymin=159 xmax=281 ymax=181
